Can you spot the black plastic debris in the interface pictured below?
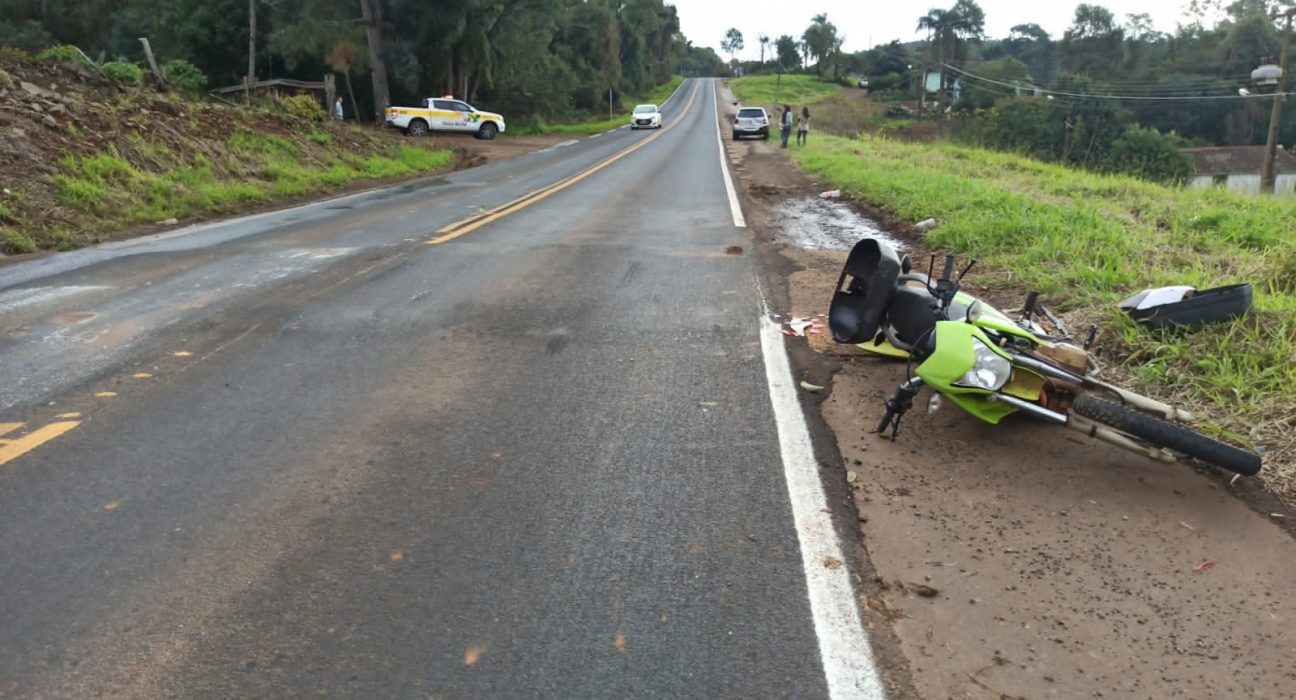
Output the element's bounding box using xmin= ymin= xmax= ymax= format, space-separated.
xmin=1118 ymin=283 xmax=1252 ymax=330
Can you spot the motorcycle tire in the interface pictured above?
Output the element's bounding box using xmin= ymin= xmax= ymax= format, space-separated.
xmin=1072 ymin=394 xmax=1261 ymax=476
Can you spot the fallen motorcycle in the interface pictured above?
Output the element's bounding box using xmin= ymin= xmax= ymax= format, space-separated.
xmin=827 ymin=238 xmax=1261 ymax=477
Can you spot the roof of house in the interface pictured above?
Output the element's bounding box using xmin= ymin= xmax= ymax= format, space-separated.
xmin=210 ymin=78 xmax=325 ymax=95
xmin=1182 ymin=145 xmax=1296 ymax=176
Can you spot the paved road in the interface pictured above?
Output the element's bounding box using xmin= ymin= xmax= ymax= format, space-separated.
xmin=0 ymin=80 xmax=872 ymax=699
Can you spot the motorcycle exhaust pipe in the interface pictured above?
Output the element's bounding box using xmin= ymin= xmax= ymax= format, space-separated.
xmin=987 ymin=393 xmax=1068 ymax=425
xmin=1010 ymin=355 xmax=1192 ymax=423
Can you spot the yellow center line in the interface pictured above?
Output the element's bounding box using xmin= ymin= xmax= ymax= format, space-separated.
xmin=0 ymin=420 xmax=81 ymax=467
xmin=427 ymin=82 xmax=702 ymax=245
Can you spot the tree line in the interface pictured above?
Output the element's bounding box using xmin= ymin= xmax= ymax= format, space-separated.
xmin=723 ymin=1 xmax=1296 ymax=181
xmin=0 ymin=0 xmax=723 ymax=123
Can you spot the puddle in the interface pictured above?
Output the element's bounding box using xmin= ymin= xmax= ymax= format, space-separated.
xmin=773 ymin=197 xmax=901 ymax=251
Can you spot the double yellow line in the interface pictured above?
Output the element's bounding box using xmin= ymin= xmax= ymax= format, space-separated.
xmin=427 ymin=82 xmax=701 ymax=245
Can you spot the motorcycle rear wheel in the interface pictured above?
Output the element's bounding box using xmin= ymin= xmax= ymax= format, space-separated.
xmin=1072 ymin=394 xmax=1261 ymax=476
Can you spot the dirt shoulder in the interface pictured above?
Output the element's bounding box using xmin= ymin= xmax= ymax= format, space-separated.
xmin=722 ymin=81 xmax=1296 ymax=700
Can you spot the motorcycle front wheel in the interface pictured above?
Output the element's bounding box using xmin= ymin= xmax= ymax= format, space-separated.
xmin=1071 ymin=394 xmax=1261 ymax=476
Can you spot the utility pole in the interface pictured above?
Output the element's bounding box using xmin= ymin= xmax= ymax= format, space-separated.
xmin=1261 ymin=8 xmax=1296 ymax=194
xmin=246 ymin=0 xmax=257 ymax=102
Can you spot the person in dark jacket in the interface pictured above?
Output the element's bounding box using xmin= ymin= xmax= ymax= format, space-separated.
xmin=779 ymin=104 xmax=793 ymax=148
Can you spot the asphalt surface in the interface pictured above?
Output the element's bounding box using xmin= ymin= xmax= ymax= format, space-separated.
xmin=0 ymin=80 xmax=844 ymax=698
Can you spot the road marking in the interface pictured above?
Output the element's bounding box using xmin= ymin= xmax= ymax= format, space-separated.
xmin=0 ymin=420 xmax=81 ymax=466
xmin=427 ymin=82 xmax=701 ymax=245
xmin=711 ymin=80 xmax=747 ymax=228
xmin=589 ymin=132 xmax=603 ymax=139
xmin=758 ymin=315 xmax=886 ymax=700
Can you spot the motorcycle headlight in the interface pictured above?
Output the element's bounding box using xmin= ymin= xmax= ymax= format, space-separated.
xmin=958 ymin=338 xmax=1012 ymax=390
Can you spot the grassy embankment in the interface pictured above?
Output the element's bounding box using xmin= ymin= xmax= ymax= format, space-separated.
xmin=45 ymin=133 xmax=450 ymax=245
xmin=795 ymin=134 xmax=1296 ymax=494
xmin=729 ymin=74 xmax=842 ymax=108
xmin=514 ymin=75 xmax=685 ymax=136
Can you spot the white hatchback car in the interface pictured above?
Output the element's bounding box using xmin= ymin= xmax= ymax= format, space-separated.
xmin=630 ymin=104 xmax=662 ymax=130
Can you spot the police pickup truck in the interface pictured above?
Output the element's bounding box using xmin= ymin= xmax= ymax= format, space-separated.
xmin=384 ymin=97 xmax=505 ymax=140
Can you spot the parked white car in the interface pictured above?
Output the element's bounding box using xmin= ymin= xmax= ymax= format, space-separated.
xmin=629 ymin=104 xmax=662 ymax=130
xmin=384 ymin=97 xmax=506 ymax=140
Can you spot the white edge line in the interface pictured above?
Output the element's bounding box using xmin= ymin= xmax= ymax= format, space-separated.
xmin=711 ymin=79 xmax=747 ymax=228
xmin=758 ymin=316 xmax=887 ymax=700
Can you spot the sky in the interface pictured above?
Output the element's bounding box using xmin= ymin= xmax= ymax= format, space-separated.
xmin=671 ymin=0 xmax=1211 ymax=58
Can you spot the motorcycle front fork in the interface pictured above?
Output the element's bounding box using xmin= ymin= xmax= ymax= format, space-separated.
xmin=877 ymin=378 xmax=924 ymax=440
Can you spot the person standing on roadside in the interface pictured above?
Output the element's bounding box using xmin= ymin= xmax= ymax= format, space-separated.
xmin=796 ymin=106 xmax=810 ymax=146
xmin=779 ymin=104 xmax=793 ymax=148
xmin=334 ymin=97 xmax=344 ymax=120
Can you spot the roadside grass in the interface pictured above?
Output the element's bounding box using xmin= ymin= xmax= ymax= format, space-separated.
xmin=512 ymin=75 xmax=685 ymax=135
xmin=794 ymin=134 xmax=1296 ymax=495
xmin=48 ymin=138 xmax=451 ymax=244
xmin=729 ymin=74 xmax=843 ymax=108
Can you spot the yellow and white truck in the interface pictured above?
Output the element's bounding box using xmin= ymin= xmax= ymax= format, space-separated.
xmin=384 ymin=97 xmax=506 ymax=140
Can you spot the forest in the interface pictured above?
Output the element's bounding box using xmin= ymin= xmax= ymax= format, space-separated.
xmin=716 ymin=0 xmax=1295 ymax=180
xmin=0 ymin=0 xmax=724 ymax=124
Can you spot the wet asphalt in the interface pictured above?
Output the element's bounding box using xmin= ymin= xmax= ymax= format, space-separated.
xmin=0 ymin=80 xmax=840 ymax=698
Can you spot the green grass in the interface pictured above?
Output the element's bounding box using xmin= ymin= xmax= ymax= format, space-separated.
xmin=794 ymin=134 xmax=1296 ymax=490
xmin=729 ymin=74 xmax=842 ymax=108
xmin=49 ymin=138 xmax=451 ymax=243
xmin=514 ymin=75 xmax=686 ymax=135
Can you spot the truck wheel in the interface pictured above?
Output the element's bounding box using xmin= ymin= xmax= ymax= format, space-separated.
xmin=408 ymin=119 xmax=430 ymax=137
xmin=476 ymin=122 xmax=498 ymax=140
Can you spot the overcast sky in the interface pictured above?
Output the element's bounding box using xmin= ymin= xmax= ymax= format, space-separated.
xmin=672 ymin=0 xmax=1213 ymax=58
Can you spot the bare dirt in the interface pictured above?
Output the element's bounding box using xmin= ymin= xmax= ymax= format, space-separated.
xmin=721 ymin=81 xmax=1296 ymax=700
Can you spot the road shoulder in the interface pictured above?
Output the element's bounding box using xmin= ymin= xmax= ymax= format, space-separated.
xmin=721 ymin=81 xmax=1296 ymax=700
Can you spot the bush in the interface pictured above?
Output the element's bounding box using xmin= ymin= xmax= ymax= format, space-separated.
xmin=161 ymin=59 xmax=207 ymax=91
xmin=0 ymin=46 xmax=31 ymax=64
xmin=35 ymin=44 xmax=85 ymax=64
xmin=102 ymin=61 xmax=143 ymax=85
xmin=2 ymin=228 xmax=38 ymax=254
xmin=1104 ymin=126 xmax=1194 ymax=184
xmin=279 ymin=93 xmax=324 ymax=122
xmin=0 ymin=20 xmax=51 ymax=52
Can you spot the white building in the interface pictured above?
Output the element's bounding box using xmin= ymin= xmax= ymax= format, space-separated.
xmin=1183 ymin=145 xmax=1296 ymax=196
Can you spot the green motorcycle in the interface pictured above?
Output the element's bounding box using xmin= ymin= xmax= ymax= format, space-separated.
xmin=828 ymin=238 xmax=1261 ymax=477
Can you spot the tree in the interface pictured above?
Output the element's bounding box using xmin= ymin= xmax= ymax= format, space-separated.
xmin=721 ymin=27 xmax=744 ymax=62
xmin=801 ymin=13 xmax=841 ymax=75
xmin=1001 ymin=23 xmax=1055 ymax=85
xmin=1059 ymin=4 xmax=1125 ymax=76
xmin=774 ymin=34 xmax=799 ymax=69
xmin=917 ymin=1 xmax=985 ymax=65
xmin=758 ymin=33 xmax=770 ymax=64
xmin=357 ymin=0 xmax=389 ymax=118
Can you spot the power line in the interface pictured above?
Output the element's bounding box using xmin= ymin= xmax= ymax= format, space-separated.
xmin=945 ymin=63 xmax=1296 ymax=101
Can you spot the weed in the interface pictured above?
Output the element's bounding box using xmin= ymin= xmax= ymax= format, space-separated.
xmin=35 ymin=45 xmax=86 ymax=65
xmin=2 ymin=228 xmax=37 ymax=254
xmin=309 ymin=131 xmax=332 ymax=146
xmin=102 ymin=61 xmax=143 ymax=85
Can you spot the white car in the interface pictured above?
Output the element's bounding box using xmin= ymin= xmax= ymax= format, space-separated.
xmin=384 ymin=97 xmax=506 ymax=140
xmin=629 ymin=104 xmax=662 ymax=130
